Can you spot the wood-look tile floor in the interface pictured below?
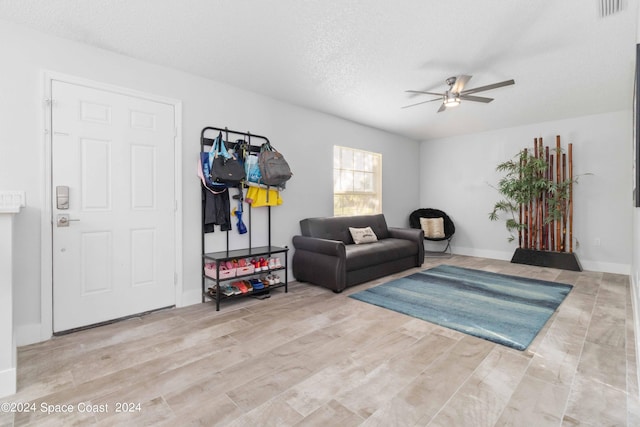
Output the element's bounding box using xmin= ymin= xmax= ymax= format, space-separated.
xmin=2 ymin=255 xmax=640 ymax=426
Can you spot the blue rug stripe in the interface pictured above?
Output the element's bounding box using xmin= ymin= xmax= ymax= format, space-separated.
xmin=349 ymin=265 xmax=572 ymax=351
xmin=410 ymin=267 xmax=571 ymax=309
xmin=388 ymin=275 xmax=556 ymax=318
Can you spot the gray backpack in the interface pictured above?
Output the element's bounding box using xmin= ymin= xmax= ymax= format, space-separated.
xmin=258 ymin=142 xmax=292 ymax=187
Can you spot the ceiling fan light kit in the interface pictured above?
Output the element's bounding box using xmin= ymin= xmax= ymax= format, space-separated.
xmin=444 ymin=92 xmax=460 ymax=107
xmin=404 ymin=75 xmax=515 ymax=112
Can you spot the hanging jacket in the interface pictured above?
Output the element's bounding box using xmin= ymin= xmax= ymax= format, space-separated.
xmin=202 ymin=187 xmax=231 ymax=232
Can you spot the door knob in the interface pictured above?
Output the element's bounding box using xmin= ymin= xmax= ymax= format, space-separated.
xmin=57 ymin=214 xmax=79 ymax=227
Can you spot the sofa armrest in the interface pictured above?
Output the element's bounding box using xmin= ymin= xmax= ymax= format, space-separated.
xmin=388 ymin=226 xmax=423 ymax=241
xmin=292 ymin=235 xmax=346 ymax=257
xmin=292 ymin=235 xmax=347 ymax=292
xmin=388 ymin=227 xmax=424 ymax=264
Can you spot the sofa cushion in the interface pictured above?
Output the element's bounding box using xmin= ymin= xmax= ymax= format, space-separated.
xmin=344 ymin=238 xmax=417 ymax=271
xmin=349 ymin=226 xmax=378 ymax=244
xmin=300 ymin=214 xmax=390 ymax=244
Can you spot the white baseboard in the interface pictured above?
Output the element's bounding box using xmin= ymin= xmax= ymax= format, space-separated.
xmin=452 ymin=247 xmax=630 ymax=275
xmin=0 ymin=366 xmax=16 ymax=398
xmin=580 ymin=260 xmax=630 ymax=275
xmin=452 ymin=246 xmax=513 ymax=261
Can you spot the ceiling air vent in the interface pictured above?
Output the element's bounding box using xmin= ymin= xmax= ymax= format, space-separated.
xmin=598 ymin=0 xmax=626 ymax=17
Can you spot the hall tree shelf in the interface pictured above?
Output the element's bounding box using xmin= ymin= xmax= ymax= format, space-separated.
xmin=200 ymin=126 xmax=288 ymax=311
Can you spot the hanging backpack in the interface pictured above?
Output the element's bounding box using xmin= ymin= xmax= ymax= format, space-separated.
xmin=258 ymin=142 xmax=292 ymax=187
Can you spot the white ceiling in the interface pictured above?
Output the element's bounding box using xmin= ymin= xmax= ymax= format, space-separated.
xmin=1 ymin=0 xmax=638 ymax=141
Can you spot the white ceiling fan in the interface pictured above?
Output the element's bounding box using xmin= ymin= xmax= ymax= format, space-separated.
xmin=403 ymin=75 xmax=515 ymax=112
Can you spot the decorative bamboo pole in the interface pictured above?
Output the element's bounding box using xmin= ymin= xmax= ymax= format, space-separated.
xmin=549 ymin=153 xmax=555 ymax=252
xmin=543 ymin=145 xmax=549 ymax=251
xmin=532 ymin=139 xmax=538 ymax=249
xmin=519 ymin=149 xmax=524 ymax=248
xmin=568 ymin=143 xmax=573 ymax=253
xmin=523 ymin=148 xmax=529 ymax=249
xmin=561 ymin=152 xmax=567 ymax=252
xmin=537 ymin=140 xmax=543 ymax=250
xmin=555 ymin=135 xmax=562 ymax=252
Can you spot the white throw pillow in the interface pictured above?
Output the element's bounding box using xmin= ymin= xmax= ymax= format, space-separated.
xmin=420 ymin=217 xmax=445 ymax=239
xmin=349 ymin=226 xmax=378 ymax=244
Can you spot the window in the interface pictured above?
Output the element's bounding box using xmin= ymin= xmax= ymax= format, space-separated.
xmin=333 ymin=145 xmax=382 ymax=216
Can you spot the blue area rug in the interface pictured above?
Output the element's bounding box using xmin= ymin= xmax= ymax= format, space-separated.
xmin=349 ymin=264 xmax=573 ymax=350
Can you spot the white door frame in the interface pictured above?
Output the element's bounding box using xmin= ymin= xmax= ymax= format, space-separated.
xmin=40 ymin=71 xmax=183 ymax=341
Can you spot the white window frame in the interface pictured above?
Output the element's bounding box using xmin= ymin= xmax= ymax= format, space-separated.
xmin=333 ymin=145 xmax=382 ymax=216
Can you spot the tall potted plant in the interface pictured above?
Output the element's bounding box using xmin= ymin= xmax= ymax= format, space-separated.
xmin=489 ymin=137 xmax=583 ymax=271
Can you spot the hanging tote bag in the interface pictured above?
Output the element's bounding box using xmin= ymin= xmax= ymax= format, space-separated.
xmin=258 ymin=142 xmax=292 ymax=187
xmin=210 ymin=132 xmax=246 ymax=185
xmin=245 ymin=153 xmax=262 ymax=184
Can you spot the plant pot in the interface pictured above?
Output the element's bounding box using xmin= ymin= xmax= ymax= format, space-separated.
xmin=511 ymin=248 xmax=582 ymax=272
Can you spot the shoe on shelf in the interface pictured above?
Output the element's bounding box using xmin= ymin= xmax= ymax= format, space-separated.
xmin=260 ymin=257 xmax=269 ymax=271
xmin=250 ymin=278 xmax=264 ymax=290
xmin=268 ymin=258 xmax=276 ymax=270
xmin=244 ymin=280 xmax=253 ymax=292
xmin=260 ymin=274 xmax=270 ymax=288
xmin=234 ymin=280 xmax=249 ymax=294
xmin=274 ymin=258 xmax=282 ymax=268
xmin=272 ymin=274 xmax=281 ymax=284
xmin=230 ymin=284 xmax=242 ymax=295
xmin=220 ymin=284 xmax=235 ymax=297
xmin=238 ymin=258 xmax=247 ymax=267
xmin=251 ymin=258 xmax=261 ymax=272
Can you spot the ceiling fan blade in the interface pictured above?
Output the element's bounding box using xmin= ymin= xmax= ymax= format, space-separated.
xmin=459 ymin=94 xmax=494 ymax=103
xmin=461 ymin=79 xmax=515 ymax=95
xmin=405 ymin=90 xmax=445 ymax=97
xmin=437 ymin=103 xmax=447 ymax=113
xmin=451 ymin=75 xmax=471 ymax=93
xmin=401 ymin=98 xmax=442 ymax=109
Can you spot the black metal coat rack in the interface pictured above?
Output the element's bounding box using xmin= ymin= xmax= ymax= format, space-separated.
xmin=200 ymin=126 xmax=274 ymax=254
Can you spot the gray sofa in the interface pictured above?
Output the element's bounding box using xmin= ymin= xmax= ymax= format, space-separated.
xmin=292 ymin=214 xmax=424 ymax=293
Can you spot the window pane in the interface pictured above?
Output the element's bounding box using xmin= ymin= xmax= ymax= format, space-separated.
xmin=340 ymin=147 xmax=353 ymax=169
xmin=333 ymin=168 xmax=340 ymax=192
xmin=341 ymin=170 xmax=354 ymax=192
xmin=354 ymin=151 xmax=365 ymax=171
xmin=352 ymin=171 xmax=363 ymax=192
xmin=363 ymin=172 xmax=374 ymax=192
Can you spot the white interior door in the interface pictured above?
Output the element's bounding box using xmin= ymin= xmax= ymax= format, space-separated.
xmin=51 ymin=80 xmax=176 ymax=332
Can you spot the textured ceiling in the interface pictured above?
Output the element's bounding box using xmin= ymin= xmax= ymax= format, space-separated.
xmin=0 ymin=0 xmax=637 ymax=141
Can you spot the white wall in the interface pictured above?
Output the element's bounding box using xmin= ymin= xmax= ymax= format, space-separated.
xmin=420 ymin=111 xmax=633 ymax=274
xmin=0 ymin=20 xmax=421 ymax=345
